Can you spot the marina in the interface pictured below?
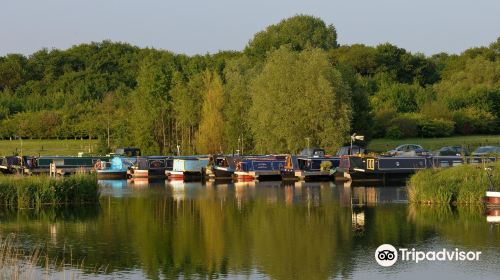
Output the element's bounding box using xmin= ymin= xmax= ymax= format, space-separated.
xmin=1 ymin=149 xmax=498 ymax=183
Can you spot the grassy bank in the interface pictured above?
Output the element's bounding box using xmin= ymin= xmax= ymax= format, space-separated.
xmin=0 ymin=174 xmax=99 ymax=208
xmin=408 ymin=162 xmax=500 ymax=204
xmin=368 ymin=135 xmax=500 ymax=152
xmin=0 ymin=139 xmax=98 ymax=156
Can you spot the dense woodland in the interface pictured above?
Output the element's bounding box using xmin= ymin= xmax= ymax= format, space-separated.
xmin=0 ymin=15 xmax=499 ymax=155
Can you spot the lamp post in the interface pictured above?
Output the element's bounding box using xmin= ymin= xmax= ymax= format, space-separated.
xmin=350 ymin=133 xmax=364 ymax=155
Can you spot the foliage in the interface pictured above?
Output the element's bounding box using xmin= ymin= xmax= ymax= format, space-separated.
xmin=0 ymin=174 xmax=99 ymax=208
xmin=195 ymin=71 xmax=226 ymax=154
xmin=245 ymin=15 xmax=338 ymax=59
xmin=0 ymin=16 xmax=498 ymax=154
xmin=408 ymin=162 xmax=500 ymax=204
xmin=249 ymin=47 xmax=351 ymax=154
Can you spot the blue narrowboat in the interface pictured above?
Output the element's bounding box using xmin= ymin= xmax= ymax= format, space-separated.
xmin=338 ymin=155 xmax=497 ymax=181
xmin=206 ymin=155 xmax=240 ymax=179
xmin=234 ymin=155 xmax=286 ymax=181
xmin=282 ymin=154 xmax=340 ymax=181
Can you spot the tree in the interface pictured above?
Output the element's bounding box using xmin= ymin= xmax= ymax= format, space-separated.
xmin=195 ymin=71 xmax=226 ymax=154
xmin=245 ymin=15 xmax=337 ymax=59
xmin=223 ymin=56 xmax=257 ymax=154
xmin=171 ymin=72 xmax=204 ymax=155
xmin=130 ymin=54 xmax=173 ymax=154
xmin=249 ymin=47 xmax=351 ymax=154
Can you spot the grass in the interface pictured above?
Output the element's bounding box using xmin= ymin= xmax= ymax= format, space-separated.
xmin=407 ymin=162 xmax=500 ymax=204
xmin=0 ymin=139 xmax=98 ymax=157
xmin=0 ymin=174 xmax=100 ymax=208
xmin=0 ymin=234 xmax=108 ymax=279
xmin=367 ymin=134 xmax=500 ymax=152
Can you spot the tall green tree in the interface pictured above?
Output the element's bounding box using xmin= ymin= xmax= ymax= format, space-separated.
xmin=223 ymin=56 xmax=257 ymax=154
xmin=130 ymin=54 xmax=174 ymax=154
xmin=195 ymin=71 xmax=226 ymax=154
xmin=249 ymin=47 xmax=351 ymax=154
xmin=245 ymin=15 xmax=337 ymax=60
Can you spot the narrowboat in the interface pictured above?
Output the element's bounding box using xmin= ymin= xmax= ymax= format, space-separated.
xmin=484 ymin=166 xmax=500 ymax=206
xmin=206 ymin=155 xmax=240 ymax=179
xmin=128 ymin=156 xmax=172 ymax=179
xmin=168 ymin=157 xmax=209 ymax=180
xmin=28 ymin=156 xmax=110 ymax=175
xmin=282 ymin=154 xmax=340 ymax=181
xmin=94 ymin=156 xmax=132 ymax=179
xmin=338 ymin=155 xmax=430 ymax=181
xmin=339 ymin=155 xmax=496 ymax=182
xmin=234 ymin=155 xmax=286 ymax=181
xmin=0 ymin=156 xmax=26 ymax=174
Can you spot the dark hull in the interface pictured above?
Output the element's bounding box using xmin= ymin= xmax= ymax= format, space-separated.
xmin=169 ymin=171 xmax=205 ymax=181
xmin=212 ymin=168 xmax=234 ymax=179
xmin=97 ymin=171 xmax=127 ymax=179
xmin=346 ymin=171 xmax=411 ymax=182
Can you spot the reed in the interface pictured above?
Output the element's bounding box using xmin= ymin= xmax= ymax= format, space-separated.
xmin=408 ymin=162 xmax=500 ymax=204
xmin=0 ymin=234 xmax=108 ymax=279
xmin=0 ymin=174 xmax=99 ymax=208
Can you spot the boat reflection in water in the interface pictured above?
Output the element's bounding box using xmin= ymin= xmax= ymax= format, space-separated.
xmin=1 ymin=180 xmax=499 ymax=280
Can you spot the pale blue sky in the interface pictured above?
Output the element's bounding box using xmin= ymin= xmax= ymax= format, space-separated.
xmin=1 ymin=0 xmax=499 ymax=56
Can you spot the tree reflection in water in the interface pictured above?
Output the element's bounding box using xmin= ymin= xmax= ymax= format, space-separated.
xmin=0 ymin=180 xmax=498 ymax=279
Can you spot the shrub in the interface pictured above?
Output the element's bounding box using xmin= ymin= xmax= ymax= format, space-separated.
xmin=452 ymin=107 xmax=497 ymax=135
xmin=385 ymin=115 xmax=418 ymax=139
xmin=418 ymin=118 xmax=455 ymax=137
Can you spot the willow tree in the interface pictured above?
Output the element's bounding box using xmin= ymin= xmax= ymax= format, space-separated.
xmin=195 ymin=70 xmax=226 ymax=154
xmin=249 ymin=47 xmax=351 ymax=154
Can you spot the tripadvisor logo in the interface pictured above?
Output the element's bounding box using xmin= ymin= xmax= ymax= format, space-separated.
xmin=375 ymin=244 xmax=482 ymax=267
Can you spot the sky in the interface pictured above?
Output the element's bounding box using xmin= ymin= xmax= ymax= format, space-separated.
xmin=1 ymin=0 xmax=499 ymax=56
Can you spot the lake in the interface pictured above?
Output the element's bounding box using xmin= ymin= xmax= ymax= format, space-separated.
xmin=0 ymin=179 xmax=499 ymax=279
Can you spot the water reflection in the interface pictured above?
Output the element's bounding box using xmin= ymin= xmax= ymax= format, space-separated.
xmin=0 ymin=180 xmax=498 ymax=279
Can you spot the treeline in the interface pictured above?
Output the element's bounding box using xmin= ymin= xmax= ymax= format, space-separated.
xmin=0 ymin=15 xmax=499 ymax=155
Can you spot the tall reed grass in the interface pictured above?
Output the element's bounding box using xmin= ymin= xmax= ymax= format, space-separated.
xmin=408 ymin=162 xmax=500 ymax=204
xmin=0 ymin=234 xmax=108 ymax=279
xmin=0 ymin=174 xmax=99 ymax=208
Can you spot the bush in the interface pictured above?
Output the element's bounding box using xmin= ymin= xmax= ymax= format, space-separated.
xmin=418 ymin=118 xmax=454 ymax=137
xmin=372 ymin=109 xmax=397 ymax=138
xmin=385 ymin=115 xmax=418 ymax=139
xmin=452 ymin=107 xmax=497 ymax=135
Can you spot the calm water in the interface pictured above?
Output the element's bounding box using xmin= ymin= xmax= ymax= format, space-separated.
xmin=1 ymin=180 xmax=499 ymax=279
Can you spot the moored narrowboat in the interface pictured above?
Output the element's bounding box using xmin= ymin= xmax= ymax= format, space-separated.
xmin=28 ymin=156 xmax=110 ymax=175
xmin=339 ymin=155 xmax=497 ymax=182
xmin=168 ymin=157 xmax=209 ymax=181
xmin=95 ymin=156 xmax=132 ymax=179
xmin=206 ymin=155 xmax=240 ymax=179
xmin=484 ymin=166 xmax=500 ymax=207
xmin=128 ymin=156 xmax=171 ymax=179
xmin=234 ymin=155 xmax=285 ymax=181
xmin=282 ymin=154 xmax=340 ymax=181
